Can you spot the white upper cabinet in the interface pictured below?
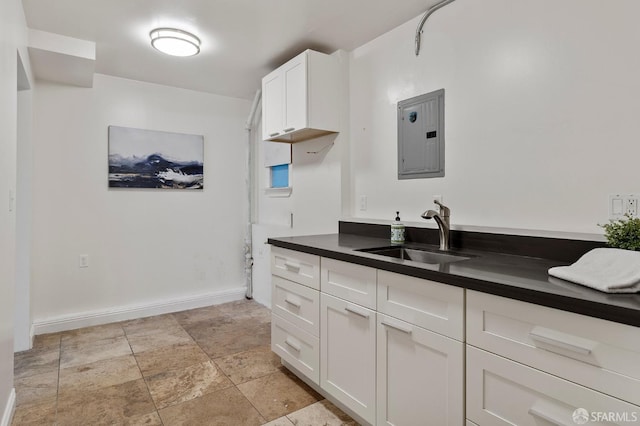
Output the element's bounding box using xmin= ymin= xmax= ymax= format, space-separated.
xmin=262 ymin=71 xmax=284 ymax=141
xmin=283 ymin=56 xmax=306 ymax=134
xmin=262 ymin=50 xmax=340 ymax=143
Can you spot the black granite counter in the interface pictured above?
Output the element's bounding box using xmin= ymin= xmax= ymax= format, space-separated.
xmin=268 ymin=232 xmax=640 ymax=328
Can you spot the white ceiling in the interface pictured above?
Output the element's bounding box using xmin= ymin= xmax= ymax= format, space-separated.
xmin=22 ymin=0 xmax=438 ymax=100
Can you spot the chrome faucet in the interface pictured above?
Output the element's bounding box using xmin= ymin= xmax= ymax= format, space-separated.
xmin=421 ymin=200 xmax=450 ymax=251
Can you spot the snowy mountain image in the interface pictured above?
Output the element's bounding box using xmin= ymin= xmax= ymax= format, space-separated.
xmin=108 ymin=126 xmax=204 ymax=189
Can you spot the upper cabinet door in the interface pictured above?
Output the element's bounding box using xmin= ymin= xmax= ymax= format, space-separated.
xmin=261 ymin=49 xmax=340 ymax=143
xmin=262 ymin=70 xmax=284 ymax=140
xmin=283 ymin=55 xmax=307 ymax=134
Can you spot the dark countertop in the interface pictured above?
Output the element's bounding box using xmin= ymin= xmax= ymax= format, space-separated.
xmin=268 ymin=233 xmax=640 ymax=328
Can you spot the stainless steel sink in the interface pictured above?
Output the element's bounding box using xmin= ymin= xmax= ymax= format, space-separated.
xmin=357 ymin=246 xmax=472 ymax=264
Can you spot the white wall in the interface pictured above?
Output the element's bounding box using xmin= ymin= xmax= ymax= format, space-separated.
xmin=251 ymin=133 xmax=343 ymax=307
xmin=0 ymin=0 xmax=32 ymax=421
xmin=31 ymin=74 xmax=251 ymax=329
xmin=349 ymin=0 xmax=640 ymax=235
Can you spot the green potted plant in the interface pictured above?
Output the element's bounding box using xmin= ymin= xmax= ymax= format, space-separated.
xmin=600 ymin=214 xmax=640 ymax=251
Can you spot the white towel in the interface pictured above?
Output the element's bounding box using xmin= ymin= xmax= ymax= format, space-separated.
xmin=548 ymin=248 xmax=640 ymax=293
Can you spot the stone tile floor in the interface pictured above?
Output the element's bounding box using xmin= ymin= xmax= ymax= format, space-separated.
xmin=12 ymin=299 xmax=358 ymax=425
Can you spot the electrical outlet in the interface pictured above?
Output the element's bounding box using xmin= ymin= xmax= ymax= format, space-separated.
xmin=79 ymin=254 xmax=89 ymax=268
xmin=626 ymin=196 xmax=638 ymax=217
xmin=609 ymin=193 xmax=639 ymax=219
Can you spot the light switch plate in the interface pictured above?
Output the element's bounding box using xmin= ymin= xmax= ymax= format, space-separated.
xmin=359 ymin=195 xmax=367 ymax=211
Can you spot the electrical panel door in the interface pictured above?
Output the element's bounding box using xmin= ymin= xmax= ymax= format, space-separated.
xmin=398 ymin=89 xmax=444 ymax=179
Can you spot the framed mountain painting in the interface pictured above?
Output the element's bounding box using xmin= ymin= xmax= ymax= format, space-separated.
xmin=108 ymin=126 xmax=204 ymax=189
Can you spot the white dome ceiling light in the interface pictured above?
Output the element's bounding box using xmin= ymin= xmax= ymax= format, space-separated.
xmin=150 ymin=28 xmax=200 ymax=57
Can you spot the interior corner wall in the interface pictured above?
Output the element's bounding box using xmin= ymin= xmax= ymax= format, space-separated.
xmin=251 ymin=130 xmax=344 ymax=308
xmin=31 ymin=74 xmax=251 ymax=325
xmin=349 ymin=0 xmax=640 ymax=235
xmin=15 ymin=87 xmax=33 ymax=353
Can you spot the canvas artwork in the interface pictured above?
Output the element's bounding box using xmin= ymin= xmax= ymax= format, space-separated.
xmin=108 ymin=126 xmax=204 ymax=189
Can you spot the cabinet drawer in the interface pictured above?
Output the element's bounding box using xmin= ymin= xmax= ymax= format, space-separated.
xmin=467 ymin=346 xmax=640 ymax=426
xmin=377 ymin=270 xmax=464 ymax=341
xmin=377 ymin=314 xmax=464 ymax=426
xmin=271 ymin=247 xmax=320 ymax=289
xmin=321 ymin=257 xmax=377 ymax=309
xmin=271 ymin=314 xmax=319 ymax=385
xmin=467 ymin=290 xmax=640 ymax=405
xmin=272 ymin=276 xmax=319 ymax=337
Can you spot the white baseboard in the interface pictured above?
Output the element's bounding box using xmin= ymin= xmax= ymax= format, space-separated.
xmin=1 ymin=388 xmax=15 ymax=426
xmin=32 ymin=287 xmax=247 ymax=336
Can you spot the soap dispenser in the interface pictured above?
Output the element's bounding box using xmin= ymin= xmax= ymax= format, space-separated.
xmin=391 ymin=211 xmax=405 ymax=245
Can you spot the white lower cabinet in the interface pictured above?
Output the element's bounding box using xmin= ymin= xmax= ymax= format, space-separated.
xmin=321 ymin=293 xmax=376 ymax=424
xmin=271 ymin=247 xmax=320 ymax=289
xmin=272 ymin=275 xmax=320 ymax=336
xmin=376 ymin=313 xmax=464 ymax=426
xmin=271 ymin=249 xmax=640 ymax=426
xmin=321 ymin=257 xmax=377 ymax=309
xmin=270 ymin=251 xmax=321 ymax=386
xmin=377 ymin=270 xmax=464 ymax=341
xmin=467 ymin=346 xmax=640 ymax=426
xmin=467 ymin=290 xmax=640 ymax=406
xmin=271 ymin=314 xmax=320 ymax=385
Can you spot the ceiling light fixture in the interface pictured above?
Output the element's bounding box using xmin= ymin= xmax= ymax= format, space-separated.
xmin=150 ymin=28 xmax=200 ymax=57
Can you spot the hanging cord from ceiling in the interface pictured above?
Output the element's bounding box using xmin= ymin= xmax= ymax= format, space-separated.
xmin=415 ymin=0 xmax=457 ymax=56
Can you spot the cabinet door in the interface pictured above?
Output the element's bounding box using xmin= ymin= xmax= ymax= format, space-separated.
xmin=283 ymin=53 xmax=307 ymax=134
xmin=321 ymin=293 xmax=376 ymax=424
xmin=262 ymin=69 xmax=283 ymax=139
xmin=377 ymin=314 xmax=463 ymax=426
